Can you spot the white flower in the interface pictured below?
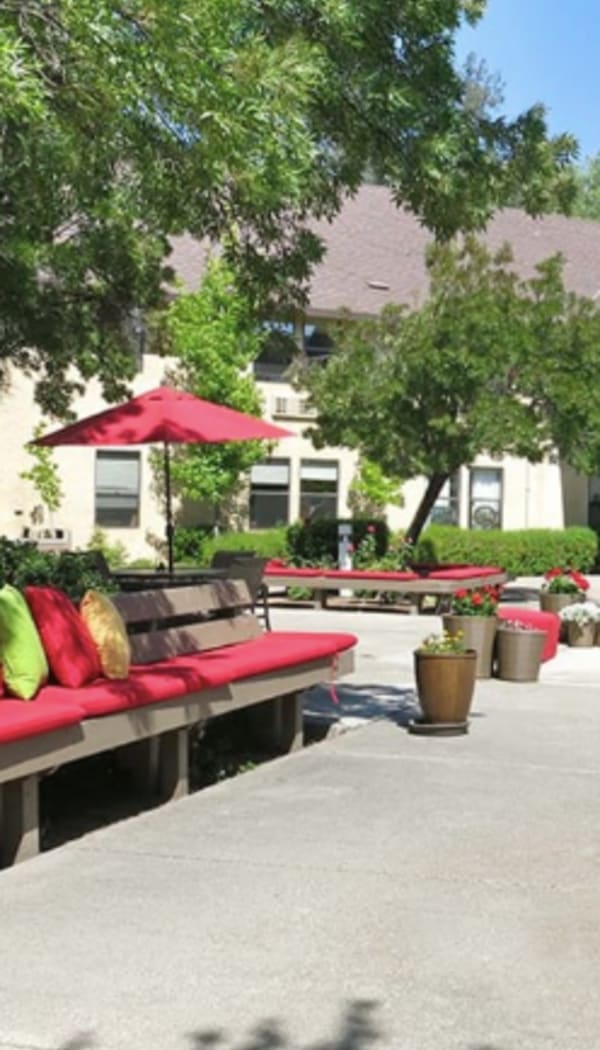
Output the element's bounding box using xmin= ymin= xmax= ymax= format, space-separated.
xmin=559 ymin=601 xmax=600 ymax=625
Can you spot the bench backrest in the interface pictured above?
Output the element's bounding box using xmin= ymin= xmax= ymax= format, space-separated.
xmin=112 ymin=579 xmax=262 ymax=664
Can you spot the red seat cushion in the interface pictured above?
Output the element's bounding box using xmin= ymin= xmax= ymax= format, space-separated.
xmin=264 ymin=566 xmax=322 ymax=578
xmin=321 ymin=569 xmax=420 ymax=582
xmin=183 ymin=631 xmax=358 ymax=689
xmin=0 ymin=695 xmax=84 ymax=744
xmin=497 ymin=607 xmax=560 ymax=662
xmin=24 ymin=586 xmax=103 ymax=688
xmin=425 ymin=566 xmax=504 ymax=580
xmin=39 ymin=631 xmax=358 ymax=718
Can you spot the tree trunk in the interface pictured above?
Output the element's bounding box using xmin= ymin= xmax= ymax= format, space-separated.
xmin=405 ymin=472 xmax=450 ymax=545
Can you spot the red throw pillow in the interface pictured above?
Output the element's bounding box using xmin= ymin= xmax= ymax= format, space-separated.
xmin=24 ymin=586 xmax=102 ymax=688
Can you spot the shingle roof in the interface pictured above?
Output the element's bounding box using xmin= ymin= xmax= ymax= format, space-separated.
xmin=169 ymin=184 xmax=600 ymax=318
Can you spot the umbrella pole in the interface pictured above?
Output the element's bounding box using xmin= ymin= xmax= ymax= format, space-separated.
xmin=164 ymin=442 xmax=174 ymax=575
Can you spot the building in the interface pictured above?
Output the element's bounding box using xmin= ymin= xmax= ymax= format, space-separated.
xmin=2 ymin=185 xmax=600 ymax=559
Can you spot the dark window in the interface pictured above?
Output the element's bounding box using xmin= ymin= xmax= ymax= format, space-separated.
xmin=303 ymin=322 xmax=335 ymax=363
xmin=95 ymin=451 xmax=141 ymax=528
xmin=254 ymin=321 xmax=297 ymax=381
xmin=249 ymin=459 xmax=290 ymax=528
xmin=300 ymin=459 xmax=338 ymax=521
xmin=469 ymin=467 xmax=503 ymax=530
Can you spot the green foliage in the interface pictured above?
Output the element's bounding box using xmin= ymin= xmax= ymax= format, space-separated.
xmin=172 ymin=526 xmax=213 ymax=566
xmin=573 ymin=153 xmax=600 ymax=221
xmin=417 ymin=631 xmax=468 ymax=655
xmin=286 ymin=518 xmax=389 ymax=565
xmin=347 ymin=457 xmax=404 ymax=517
xmin=20 ymin=423 xmax=63 ymax=515
xmin=160 ymin=259 xmax=268 ymax=517
xmin=0 ymin=538 xmax=114 ymax=600
xmin=200 ymin=528 xmax=289 ymax=565
xmin=0 ymin=1 xmax=577 ymax=415
xmin=299 ymin=238 xmax=600 ymax=543
xmin=87 ymin=528 xmax=129 ymax=570
xmin=412 ymin=525 xmax=598 ymax=576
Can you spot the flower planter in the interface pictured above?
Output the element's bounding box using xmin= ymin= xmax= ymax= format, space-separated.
xmin=413 ymin=649 xmax=477 ymax=726
xmin=442 ymin=614 xmax=497 ymax=678
xmin=539 ymin=592 xmax=583 ymax=615
xmin=566 ymin=621 xmax=597 ymax=648
xmin=495 ymin=627 xmax=546 ymax=682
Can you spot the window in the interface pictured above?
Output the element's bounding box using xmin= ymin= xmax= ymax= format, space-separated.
xmin=303 ymin=322 xmax=335 ymax=363
xmin=431 ymin=473 xmax=460 ymax=525
xmin=254 ymin=321 xmax=297 ymax=381
xmin=249 ymin=459 xmax=290 ymax=528
xmin=95 ymin=451 xmax=141 ymax=528
xmin=469 ymin=468 xmax=503 ymax=530
xmin=300 ymin=460 xmax=338 ymax=521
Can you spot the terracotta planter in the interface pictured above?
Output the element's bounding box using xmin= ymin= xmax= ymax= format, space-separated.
xmin=495 ymin=628 xmax=546 ymax=682
xmin=414 ymin=649 xmax=477 ymax=725
xmin=566 ymin=621 xmax=597 ymax=647
xmin=441 ymin=614 xmax=497 ymax=679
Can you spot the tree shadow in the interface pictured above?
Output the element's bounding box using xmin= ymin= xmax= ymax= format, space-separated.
xmin=304 ymin=682 xmax=419 ymax=736
xmin=189 ymin=1000 xmax=382 ymax=1050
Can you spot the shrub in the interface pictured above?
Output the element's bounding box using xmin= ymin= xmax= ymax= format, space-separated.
xmin=200 ymin=527 xmax=289 ymax=565
xmin=0 ymin=538 xmax=114 ymax=601
xmin=286 ymin=518 xmax=389 ymax=565
xmin=410 ymin=525 xmax=597 ymax=575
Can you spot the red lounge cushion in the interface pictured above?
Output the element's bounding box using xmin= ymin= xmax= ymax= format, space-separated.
xmin=24 ymin=586 xmax=103 ymax=688
xmin=497 ymin=607 xmax=560 ymax=662
xmin=40 ymin=631 xmax=359 ymax=718
xmin=183 ymin=631 xmax=358 ymax=689
xmin=264 ymin=566 xmax=322 ymax=578
xmin=0 ymin=695 xmax=84 ymax=745
xmin=322 ymin=569 xmax=420 ymax=582
xmin=425 ymin=566 xmax=504 ymax=580
xmin=265 ymin=559 xmax=288 ymax=570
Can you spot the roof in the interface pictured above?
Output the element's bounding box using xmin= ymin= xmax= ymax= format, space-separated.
xmin=168 ymin=184 xmax=600 ymax=318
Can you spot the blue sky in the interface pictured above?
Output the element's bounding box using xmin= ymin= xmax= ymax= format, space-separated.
xmin=455 ymin=0 xmax=600 ymax=164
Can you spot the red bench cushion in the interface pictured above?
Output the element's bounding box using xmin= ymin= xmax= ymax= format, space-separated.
xmin=0 ymin=695 xmax=84 ymax=744
xmin=264 ymin=566 xmax=322 ymax=578
xmin=497 ymin=607 xmax=560 ymax=662
xmin=38 ymin=631 xmax=358 ymax=718
xmin=321 ymin=569 xmax=419 ymax=582
xmin=425 ymin=566 xmax=504 ymax=580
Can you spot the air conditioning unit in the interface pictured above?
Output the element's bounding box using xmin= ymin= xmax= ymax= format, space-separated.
xmin=272 ymin=396 xmax=317 ymax=419
xmin=25 ymin=527 xmax=72 ymax=552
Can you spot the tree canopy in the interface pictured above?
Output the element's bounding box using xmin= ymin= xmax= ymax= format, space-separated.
xmin=297 ymin=237 xmax=600 ymax=542
xmin=573 ymin=153 xmax=600 ymax=221
xmin=1 ymin=0 xmax=577 ymax=415
xmin=158 ymin=259 xmax=268 ymax=524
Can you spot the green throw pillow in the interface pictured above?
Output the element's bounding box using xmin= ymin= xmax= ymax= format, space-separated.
xmin=0 ymin=585 xmax=49 ymax=700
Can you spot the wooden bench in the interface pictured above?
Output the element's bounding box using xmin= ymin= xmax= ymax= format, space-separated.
xmin=0 ymin=579 xmax=356 ymax=867
xmin=264 ymin=565 xmax=509 ymax=611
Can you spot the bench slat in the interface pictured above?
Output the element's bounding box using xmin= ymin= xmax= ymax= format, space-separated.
xmin=129 ymin=613 xmax=263 ymax=663
xmin=113 ymin=580 xmax=252 ymax=625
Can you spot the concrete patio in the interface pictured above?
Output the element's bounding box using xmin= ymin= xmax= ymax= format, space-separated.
xmin=1 ymin=579 xmax=599 ymax=1050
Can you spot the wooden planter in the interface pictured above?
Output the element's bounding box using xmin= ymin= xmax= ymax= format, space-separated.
xmin=495 ymin=627 xmax=546 ymax=682
xmin=413 ymin=649 xmax=477 ymax=726
xmin=565 ymin=621 xmax=597 ymax=647
xmin=539 ymin=591 xmax=583 ymax=615
xmin=441 ymin=614 xmax=497 ymax=679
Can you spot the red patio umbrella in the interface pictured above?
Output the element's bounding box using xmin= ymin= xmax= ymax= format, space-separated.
xmin=35 ymin=386 xmax=293 ymax=573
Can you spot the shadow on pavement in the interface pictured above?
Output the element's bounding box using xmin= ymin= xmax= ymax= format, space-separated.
xmin=304 ymin=682 xmax=420 ymax=733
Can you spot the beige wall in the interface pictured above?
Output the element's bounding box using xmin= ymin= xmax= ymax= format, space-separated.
xmin=0 ymin=358 xmax=592 ymax=561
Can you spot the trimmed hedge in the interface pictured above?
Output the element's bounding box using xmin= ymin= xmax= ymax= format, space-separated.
xmin=412 ymin=525 xmax=598 ymax=576
xmin=286 ymin=518 xmax=389 ymax=565
xmin=199 ymin=527 xmax=289 ymax=565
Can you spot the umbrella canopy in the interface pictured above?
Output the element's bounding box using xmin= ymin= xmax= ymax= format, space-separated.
xmin=36 ymin=386 xmax=293 ymax=572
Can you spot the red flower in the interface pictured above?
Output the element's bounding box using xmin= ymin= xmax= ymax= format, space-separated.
xmin=366 ymin=524 xmax=376 ymax=534
xmin=454 ymin=589 xmax=468 ymax=599
xmin=471 ymin=593 xmax=483 ymax=605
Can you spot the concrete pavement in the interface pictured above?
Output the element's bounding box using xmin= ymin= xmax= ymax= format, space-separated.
xmin=1 ymin=579 xmax=600 ymax=1050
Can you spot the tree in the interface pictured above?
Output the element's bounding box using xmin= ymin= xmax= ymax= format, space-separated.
xmin=158 ymin=260 xmax=268 ymax=526
xmin=19 ymin=422 xmax=64 ymax=524
xmin=0 ymin=1 xmax=577 ymax=416
xmin=347 ymin=457 xmax=404 ymax=518
xmin=572 ymin=153 xmax=600 ymax=221
xmin=297 ymin=237 xmax=600 ymax=543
